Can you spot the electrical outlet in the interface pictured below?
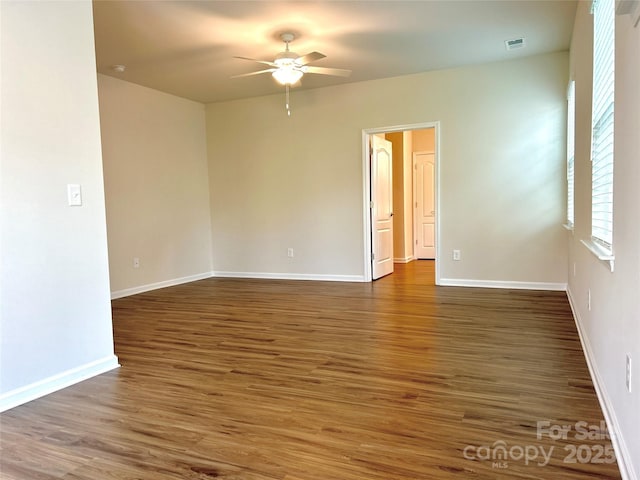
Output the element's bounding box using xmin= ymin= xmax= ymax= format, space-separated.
xmin=587 ymin=289 xmax=591 ymax=311
xmin=573 ymin=262 xmax=576 ymax=277
xmin=133 ymin=257 xmax=140 ymax=268
xmin=453 ymin=249 xmax=461 ymax=261
xmin=626 ymin=354 xmax=632 ymax=393
xmin=287 ymin=248 xmax=294 ymax=258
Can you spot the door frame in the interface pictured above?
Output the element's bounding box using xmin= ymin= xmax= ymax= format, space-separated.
xmin=361 ymin=121 xmax=441 ymax=283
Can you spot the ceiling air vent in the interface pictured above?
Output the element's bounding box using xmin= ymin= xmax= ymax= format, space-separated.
xmin=505 ymin=37 xmax=526 ymax=51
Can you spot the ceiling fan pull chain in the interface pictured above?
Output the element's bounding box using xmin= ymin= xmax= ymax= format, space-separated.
xmin=286 ymin=84 xmax=291 ymax=116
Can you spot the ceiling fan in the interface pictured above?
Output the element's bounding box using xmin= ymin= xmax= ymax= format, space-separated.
xmin=233 ymin=32 xmax=351 ymax=115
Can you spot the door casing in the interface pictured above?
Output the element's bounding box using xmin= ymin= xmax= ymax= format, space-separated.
xmin=362 ymin=122 xmax=441 ymax=283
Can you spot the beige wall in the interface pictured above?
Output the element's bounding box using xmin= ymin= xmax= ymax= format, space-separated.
xmin=206 ymin=52 xmax=568 ymax=285
xmin=567 ymin=4 xmax=640 ymax=476
xmin=412 ymin=128 xmax=435 ymax=153
xmin=98 ymin=75 xmax=213 ymax=296
xmin=0 ymin=0 xmax=117 ymax=407
xmin=385 ymin=132 xmax=408 ymax=261
xmin=402 ymin=131 xmax=414 ymax=258
xmin=386 ymin=130 xmax=417 ymax=263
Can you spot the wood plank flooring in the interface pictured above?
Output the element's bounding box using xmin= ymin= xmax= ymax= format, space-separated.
xmin=0 ymin=261 xmax=621 ymax=479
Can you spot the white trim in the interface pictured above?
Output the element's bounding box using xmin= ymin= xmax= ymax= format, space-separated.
xmin=111 ymin=271 xmax=213 ymax=299
xmin=362 ymin=121 xmax=441 ymax=284
xmin=212 ymin=271 xmax=365 ymax=282
xmin=566 ymin=287 xmax=637 ymax=480
xmin=581 ymin=238 xmax=615 ymax=272
xmin=413 ymin=150 xmax=418 ymax=261
xmin=0 ymin=355 xmax=120 ymax=413
xmin=362 ymin=131 xmax=373 ymax=282
xmin=438 ymin=278 xmax=567 ymax=291
xmin=393 ymin=256 xmax=415 ymax=264
xmin=434 ymin=125 xmax=441 ymax=286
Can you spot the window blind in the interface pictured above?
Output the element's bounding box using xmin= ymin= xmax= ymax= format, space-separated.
xmin=567 ymin=81 xmax=575 ymax=227
xmin=591 ymin=0 xmax=615 ymax=249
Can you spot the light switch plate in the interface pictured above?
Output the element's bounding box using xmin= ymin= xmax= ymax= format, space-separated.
xmin=67 ymin=184 xmax=82 ymax=206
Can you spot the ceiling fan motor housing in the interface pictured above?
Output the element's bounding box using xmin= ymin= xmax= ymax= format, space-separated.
xmin=275 ymin=50 xmax=299 ymax=67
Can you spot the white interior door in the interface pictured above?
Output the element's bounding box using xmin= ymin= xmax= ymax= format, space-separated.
xmin=414 ymin=152 xmax=435 ymax=259
xmin=371 ymin=135 xmax=394 ymax=279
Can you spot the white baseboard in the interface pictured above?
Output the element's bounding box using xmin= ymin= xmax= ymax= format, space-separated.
xmin=212 ymin=271 xmax=366 ymax=282
xmin=111 ymin=271 xmax=213 ymax=299
xmin=566 ymin=287 xmax=637 ymax=480
xmin=438 ymin=278 xmax=567 ymax=291
xmin=0 ymin=355 xmax=120 ymax=413
xmin=393 ymin=256 xmax=415 ymax=264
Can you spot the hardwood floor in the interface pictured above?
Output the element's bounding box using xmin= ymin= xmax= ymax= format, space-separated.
xmin=0 ymin=261 xmax=621 ymax=479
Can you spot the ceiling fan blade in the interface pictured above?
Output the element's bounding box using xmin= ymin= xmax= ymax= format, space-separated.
xmin=295 ymin=51 xmax=326 ymax=65
xmin=234 ymin=56 xmax=276 ymax=67
xmin=303 ymin=66 xmax=352 ymax=77
xmin=231 ymin=68 xmax=276 ymax=78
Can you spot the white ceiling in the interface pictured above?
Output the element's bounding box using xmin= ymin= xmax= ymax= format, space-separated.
xmin=93 ymin=0 xmax=577 ymax=104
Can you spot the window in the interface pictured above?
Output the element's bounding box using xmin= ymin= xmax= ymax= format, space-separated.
xmin=590 ymin=0 xmax=615 ymax=251
xmin=567 ymin=80 xmax=575 ymax=228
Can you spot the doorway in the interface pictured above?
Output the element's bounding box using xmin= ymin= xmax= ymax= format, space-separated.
xmin=362 ymin=122 xmax=440 ymax=283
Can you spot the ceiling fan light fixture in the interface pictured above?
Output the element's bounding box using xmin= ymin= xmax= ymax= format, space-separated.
xmin=233 ymin=31 xmax=351 ymax=113
xmin=272 ymin=67 xmax=303 ymax=85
